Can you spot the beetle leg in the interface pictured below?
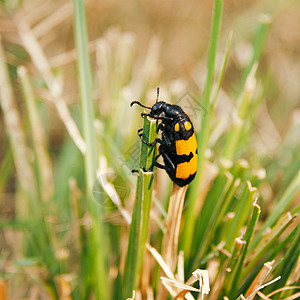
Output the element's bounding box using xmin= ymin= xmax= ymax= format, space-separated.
xmin=160 ymin=151 xmax=176 ymax=173
xmin=137 ymin=128 xmax=143 ymax=138
xmin=144 ymin=154 xmax=163 ymax=171
xmin=137 ymin=127 xmax=163 ymax=146
xmin=140 ymin=137 xmax=162 ymax=147
xmin=151 ymin=161 xmax=167 ymax=170
xmin=144 ymin=152 xmax=176 ymax=175
xmin=137 ymin=128 xmax=160 ymax=146
xmin=140 ymin=123 xmax=163 ymax=136
xmin=141 ymin=113 xmax=173 ymax=122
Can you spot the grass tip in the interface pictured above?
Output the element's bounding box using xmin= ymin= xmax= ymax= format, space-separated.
xmin=245 ymin=62 xmax=258 ymax=94
xmin=246 ymin=180 xmax=258 ymax=194
xmin=259 ymin=14 xmax=273 ymax=24
xmin=252 ymin=168 xmax=266 ymax=180
xmin=234 ymin=178 xmax=242 ymax=187
xmin=224 ymin=170 xmax=233 ymax=182
xmin=17 ymin=65 xmax=26 ymax=77
xmin=238 ymin=158 xmax=250 ymax=169
xmin=219 ymin=157 xmax=233 ymax=169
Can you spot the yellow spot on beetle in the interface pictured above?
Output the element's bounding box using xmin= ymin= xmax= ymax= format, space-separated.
xmin=175 ymin=133 xmax=198 ymax=179
xmin=184 ymin=121 xmax=192 ymax=131
xmin=174 ymin=123 xmax=180 ymax=131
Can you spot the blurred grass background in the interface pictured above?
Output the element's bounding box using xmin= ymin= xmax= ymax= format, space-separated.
xmin=0 ymin=0 xmax=300 ymax=299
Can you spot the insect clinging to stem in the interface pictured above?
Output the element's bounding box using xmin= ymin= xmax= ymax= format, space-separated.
xmin=131 ymin=88 xmax=198 ymax=187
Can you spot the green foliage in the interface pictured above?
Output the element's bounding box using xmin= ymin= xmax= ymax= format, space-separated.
xmin=0 ymin=0 xmax=299 ymax=299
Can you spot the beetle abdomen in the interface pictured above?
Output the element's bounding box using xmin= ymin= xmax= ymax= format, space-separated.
xmin=175 ymin=133 xmax=198 ymax=180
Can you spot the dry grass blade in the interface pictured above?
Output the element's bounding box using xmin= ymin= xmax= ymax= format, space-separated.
xmin=156 ymin=183 xmax=188 ymax=299
xmin=49 ymin=39 xmax=97 ymax=68
xmin=162 ymin=184 xmax=189 ymax=271
xmin=147 ymin=243 xmax=210 ymax=300
xmin=282 ymin=292 xmax=300 ymax=300
xmin=245 ymin=261 xmax=274 ymax=300
xmin=265 ymin=286 xmax=300 ymax=299
xmin=256 ymin=291 xmax=271 ymax=300
xmin=177 ymin=250 xmax=185 ymax=284
xmin=146 ymin=243 xmax=175 ymax=280
xmin=32 ymin=1 xmax=73 ymax=38
xmin=244 ymin=276 xmax=281 ymax=300
xmin=55 ymin=274 xmax=73 ymax=300
xmin=172 ymin=269 xmax=210 ymax=300
xmin=161 ymin=277 xmax=200 ymax=297
xmin=15 ymin=18 xmax=86 ymax=154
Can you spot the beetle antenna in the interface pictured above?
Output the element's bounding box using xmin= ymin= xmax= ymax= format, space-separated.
xmin=130 ymin=101 xmax=151 ymax=109
xmin=156 ymin=87 xmax=160 ymax=103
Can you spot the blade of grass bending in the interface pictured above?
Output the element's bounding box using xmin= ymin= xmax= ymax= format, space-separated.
xmin=182 ymin=0 xmax=224 ymax=259
xmin=242 ymin=212 xmax=295 ymax=278
xmin=17 ymin=17 xmax=86 ymax=154
xmin=123 ymin=116 xmax=157 ymax=298
xmin=73 ymin=0 xmax=108 ymax=298
xmin=251 ymin=171 xmax=300 ymax=251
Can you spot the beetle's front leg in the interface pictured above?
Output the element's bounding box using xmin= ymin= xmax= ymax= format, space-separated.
xmin=140 ymin=137 xmax=162 ymax=147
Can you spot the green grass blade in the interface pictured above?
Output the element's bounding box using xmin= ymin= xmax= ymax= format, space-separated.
xmin=239 ymin=15 xmax=272 ymax=92
xmin=73 ymin=0 xmax=95 ymax=184
xmin=182 ymin=0 xmax=224 ymax=259
xmin=225 ymin=181 xmax=258 ymax=251
xmin=222 ymin=64 xmax=257 ymax=160
xmin=224 ymin=237 xmax=246 ymax=298
xmin=228 ymin=201 xmax=261 ymax=298
xmin=123 ymin=116 xmax=157 ymax=298
xmin=251 ymin=171 xmax=300 ymax=250
xmin=243 ymin=212 xmax=295 ymax=278
xmin=0 ymin=147 xmax=13 ymax=194
xmin=271 ymin=225 xmax=300 ymax=294
xmin=0 ymin=38 xmax=36 ymax=199
xmin=73 ymin=0 xmax=108 ymax=298
xmin=211 ymin=30 xmax=233 ymax=110
xmin=191 ymin=169 xmax=232 ymax=267
xmin=261 ymin=171 xmax=300 ymax=232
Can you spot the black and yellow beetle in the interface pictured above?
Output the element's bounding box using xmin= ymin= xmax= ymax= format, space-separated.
xmin=131 ymin=88 xmax=198 ymax=187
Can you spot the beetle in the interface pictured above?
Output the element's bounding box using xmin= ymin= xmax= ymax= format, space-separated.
xmin=131 ymin=88 xmax=198 ymax=187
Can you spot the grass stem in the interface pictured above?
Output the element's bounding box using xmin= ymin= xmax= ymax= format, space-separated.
xmin=123 ymin=115 xmax=157 ymax=298
xmin=181 ymin=0 xmax=224 ymax=259
xmin=73 ymin=0 xmax=108 ymax=298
